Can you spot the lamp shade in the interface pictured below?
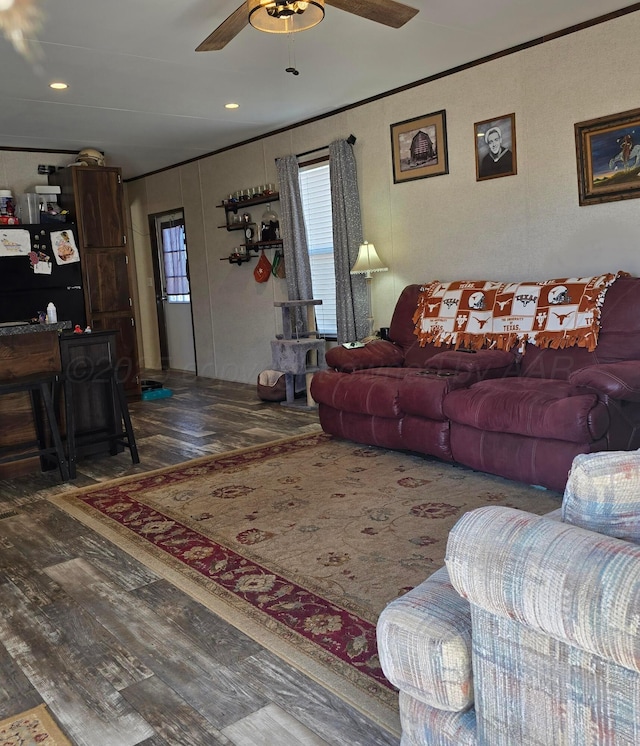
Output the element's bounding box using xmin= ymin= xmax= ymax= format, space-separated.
xmin=248 ymin=1 xmax=325 ymax=34
xmin=351 ymin=242 xmax=388 ymax=276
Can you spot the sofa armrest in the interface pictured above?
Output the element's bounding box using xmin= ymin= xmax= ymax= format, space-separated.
xmin=325 ymin=339 xmax=405 ymax=372
xmin=377 ymin=566 xmax=473 ymax=712
xmin=569 ymin=361 xmax=640 ymax=401
xmin=447 ymin=506 xmax=640 ymax=674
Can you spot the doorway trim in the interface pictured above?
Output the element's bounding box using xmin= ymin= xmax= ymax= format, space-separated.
xmin=148 ymin=208 xmax=197 ymax=373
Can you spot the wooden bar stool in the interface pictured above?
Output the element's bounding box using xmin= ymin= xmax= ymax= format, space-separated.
xmin=60 ymin=330 xmax=139 ymax=480
xmin=0 ymin=372 xmax=70 ymax=481
xmin=63 ymin=362 xmax=139 ymax=480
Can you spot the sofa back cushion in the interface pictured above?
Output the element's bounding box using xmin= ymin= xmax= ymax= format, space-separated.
xmin=390 ymin=284 xmax=447 ymax=368
xmin=391 ymin=277 xmax=639 ymax=379
xmin=520 ymin=276 xmax=640 ymax=379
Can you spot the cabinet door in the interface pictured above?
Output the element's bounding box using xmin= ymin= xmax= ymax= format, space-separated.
xmin=84 ymin=250 xmax=132 ymax=314
xmin=75 ymin=169 xmax=126 ymax=248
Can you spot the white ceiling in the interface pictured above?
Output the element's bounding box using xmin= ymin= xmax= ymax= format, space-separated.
xmin=0 ymin=0 xmax=635 ymax=179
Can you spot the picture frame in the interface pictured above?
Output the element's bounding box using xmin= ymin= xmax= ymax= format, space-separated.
xmin=390 ymin=110 xmax=448 ymax=184
xmin=575 ymin=107 xmax=640 ymax=206
xmin=474 ymin=113 xmax=517 ymax=181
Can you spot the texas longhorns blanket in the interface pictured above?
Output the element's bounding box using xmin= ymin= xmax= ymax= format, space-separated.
xmin=413 ymin=273 xmax=625 ymax=352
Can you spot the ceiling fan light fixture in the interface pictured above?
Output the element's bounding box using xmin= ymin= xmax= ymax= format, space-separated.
xmin=248 ymin=0 xmax=324 ymax=34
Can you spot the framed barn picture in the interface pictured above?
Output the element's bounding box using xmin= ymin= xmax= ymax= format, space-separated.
xmin=390 ymin=110 xmax=449 ymax=183
xmin=575 ymin=107 xmax=640 ymax=205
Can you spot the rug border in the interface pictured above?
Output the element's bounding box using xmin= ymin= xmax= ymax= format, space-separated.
xmin=52 ymin=434 xmax=402 ymax=737
xmin=64 ymin=432 xmax=327 ymax=497
xmin=0 ymin=703 xmax=72 ymax=745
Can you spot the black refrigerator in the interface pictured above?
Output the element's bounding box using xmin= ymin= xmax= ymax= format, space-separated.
xmin=0 ymin=224 xmax=86 ymax=328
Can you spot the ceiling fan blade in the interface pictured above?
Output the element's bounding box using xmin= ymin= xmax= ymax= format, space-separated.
xmin=325 ymin=0 xmax=418 ymax=28
xmin=196 ymin=3 xmax=248 ymax=51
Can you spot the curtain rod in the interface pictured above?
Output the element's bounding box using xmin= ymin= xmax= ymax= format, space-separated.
xmin=295 ymin=133 xmax=356 ymax=160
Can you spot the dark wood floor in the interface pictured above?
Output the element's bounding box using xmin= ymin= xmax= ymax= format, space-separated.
xmin=0 ymin=372 xmax=399 ymax=746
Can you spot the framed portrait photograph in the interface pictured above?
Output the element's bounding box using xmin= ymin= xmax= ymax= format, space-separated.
xmin=474 ymin=113 xmax=517 ymax=181
xmin=390 ymin=110 xmax=448 ymax=184
xmin=575 ymin=107 xmax=640 ymax=206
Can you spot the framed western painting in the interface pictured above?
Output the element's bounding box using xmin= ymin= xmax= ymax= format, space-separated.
xmin=391 ymin=110 xmax=448 ymax=183
xmin=575 ymin=107 xmax=640 ymax=205
xmin=474 ymin=113 xmax=517 ymax=181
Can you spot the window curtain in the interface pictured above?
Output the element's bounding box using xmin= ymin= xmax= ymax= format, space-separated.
xmin=329 ymin=139 xmax=367 ymax=343
xmin=275 ymin=155 xmax=313 ymax=335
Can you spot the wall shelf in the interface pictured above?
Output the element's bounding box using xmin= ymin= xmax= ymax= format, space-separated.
xmin=217 ymin=193 xmax=280 ymax=233
xmin=220 ymin=253 xmax=252 ymax=265
xmin=220 ymin=242 xmax=284 ymax=267
xmin=246 ymin=240 xmax=283 ymax=251
xmin=218 ymin=192 xmax=281 ymax=264
xmin=217 ymin=222 xmax=256 ymax=231
xmin=217 ymin=192 xmax=279 ymax=212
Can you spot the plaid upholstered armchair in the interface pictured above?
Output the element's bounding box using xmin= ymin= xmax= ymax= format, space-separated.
xmin=377 ymin=450 xmax=640 ymax=745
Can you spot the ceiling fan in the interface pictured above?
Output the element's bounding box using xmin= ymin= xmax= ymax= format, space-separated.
xmin=196 ymin=0 xmax=419 ymax=52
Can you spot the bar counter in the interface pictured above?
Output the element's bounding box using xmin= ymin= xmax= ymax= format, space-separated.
xmin=0 ymin=321 xmax=71 ymax=337
xmin=0 ymin=322 xmax=71 ymax=477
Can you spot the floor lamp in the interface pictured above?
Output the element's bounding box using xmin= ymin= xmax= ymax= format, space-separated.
xmin=350 ymin=241 xmax=388 ymax=337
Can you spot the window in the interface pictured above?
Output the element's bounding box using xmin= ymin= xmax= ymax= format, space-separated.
xmin=159 ymin=217 xmax=190 ymax=303
xmin=298 ymin=163 xmax=336 ymax=337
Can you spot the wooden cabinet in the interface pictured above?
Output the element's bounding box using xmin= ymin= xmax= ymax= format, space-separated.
xmin=50 ymin=166 xmax=140 ymax=396
xmin=0 ymin=326 xmax=65 ymax=478
xmin=72 ymin=169 xmax=126 ymax=248
xmin=83 ymin=250 xmax=131 ymax=313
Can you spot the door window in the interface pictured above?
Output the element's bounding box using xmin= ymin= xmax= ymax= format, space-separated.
xmin=160 ymin=216 xmax=190 ymax=303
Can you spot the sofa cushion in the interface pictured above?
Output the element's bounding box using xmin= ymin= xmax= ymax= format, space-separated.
xmin=399 ymin=370 xmax=487 ymax=421
xmin=377 ymin=567 xmax=473 ymax=712
xmin=443 ymin=378 xmax=608 ymax=443
xmin=518 ymin=343 xmax=594 ymax=380
xmin=311 ymin=367 xmax=410 ymax=418
xmin=562 ymin=450 xmax=640 ymax=542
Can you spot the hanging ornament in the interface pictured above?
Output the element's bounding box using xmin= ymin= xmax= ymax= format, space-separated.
xmin=253 ymin=250 xmax=272 ymax=283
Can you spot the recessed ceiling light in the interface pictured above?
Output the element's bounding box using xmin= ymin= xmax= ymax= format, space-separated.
xmin=50 ymin=82 xmax=68 ymax=90
xmin=225 ymin=103 xmax=239 ymax=109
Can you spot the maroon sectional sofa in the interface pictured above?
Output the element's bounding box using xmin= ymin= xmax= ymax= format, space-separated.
xmin=310 ymin=277 xmax=640 ymax=491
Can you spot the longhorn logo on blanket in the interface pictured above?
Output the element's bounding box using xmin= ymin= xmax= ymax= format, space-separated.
xmin=413 ymin=272 xmax=627 ymax=352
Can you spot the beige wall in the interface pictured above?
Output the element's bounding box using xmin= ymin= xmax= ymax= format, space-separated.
xmin=0 ymin=152 xmax=72 ymax=197
xmin=102 ymin=14 xmax=640 ymax=380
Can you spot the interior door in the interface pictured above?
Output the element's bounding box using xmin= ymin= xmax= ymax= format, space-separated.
xmin=151 ymin=211 xmax=196 ymax=373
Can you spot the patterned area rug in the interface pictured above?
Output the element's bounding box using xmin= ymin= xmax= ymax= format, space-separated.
xmin=50 ymin=433 xmax=562 ymax=735
xmin=0 ymin=704 xmax=71 ymax=745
